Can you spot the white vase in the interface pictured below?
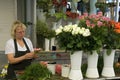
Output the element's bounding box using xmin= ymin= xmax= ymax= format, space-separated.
xmin=50 ymin=37 xmax=55 ymax=50
xmin=50 ymin=22 xmax=57 ymax=50
xmin=86 ymin=50 xmax=99 ymax=78
xmin=101 ymin=49 xmax=115 ymax=77
xmin=37 ymin=9 xmax=46 ymax=22
xmin=68 ymin=51 xmax=83 ymax=80
xmin=45 ymin=38 xmax=50 ymax=51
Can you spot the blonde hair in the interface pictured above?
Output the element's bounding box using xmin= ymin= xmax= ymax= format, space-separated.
xmin=11 ymin=20 xmax=26 ymax=38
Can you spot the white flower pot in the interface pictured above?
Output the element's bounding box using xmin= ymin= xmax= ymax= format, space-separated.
xmin=62 ymin=64 xmax=70 ymax=78
xmin=101 ymin=49 xmax=115 ymax=77
xmin=47 ymin=64 xmax=55 ymax=75
xmin=45 ymin=38 xmax=50 ymax=51
xmin=68 ymin=51 xmax=83 ymax=80
xmin=86 ymin=50 xmax=99 ymax=78
xmin=50 ymin=37 xmax=55 ymax=50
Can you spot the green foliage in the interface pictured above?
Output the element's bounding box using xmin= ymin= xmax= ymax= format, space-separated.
xmin=97 ymin=55 xmax=104 ymax=76
xmin=36 ymin=20 xmax=56 ymax=39
xmin=54 ymin=12 xmax=67 ymax=21
xmin=56 ymin=32 xmax=84 ymax=51
xmin=81 ymin=63 xmax=87 ymax=78
xmin=18 ymin=63 xmax=52 ymax=80
xmin=95 ymin=2 xmax=107 ymax=14
xmin=103 ymin=26 xmax=120 ymax=50
xmin=37 ymin=0 xmax=53 ymax=12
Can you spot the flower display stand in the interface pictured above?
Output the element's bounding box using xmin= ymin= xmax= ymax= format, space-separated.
xmin=86 ymin=50 xmax=99 ymax=78
xmin=68 ymin=51 xmax=83 ymax=80
xmin=102 ymin=49 xmax=115 ymax=77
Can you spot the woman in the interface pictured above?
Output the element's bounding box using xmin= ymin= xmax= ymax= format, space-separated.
xmin=5 ymin=20 xmax=35 ymax=79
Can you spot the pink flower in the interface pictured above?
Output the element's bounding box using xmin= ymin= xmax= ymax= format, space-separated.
xmin=83 ymin=12 xmax=88 ymax=17
xmin=97 ymin=11 xmax=103 ymax=16
xmin=90 ymin=23 xmax=95 ymax=28
xmin=97 ymin=21 xmax=103 ymax=27
xmin=86 ymin=20 xmax=91 ymax=27
xmin=79 ymin=15 xmax=85 ymax=20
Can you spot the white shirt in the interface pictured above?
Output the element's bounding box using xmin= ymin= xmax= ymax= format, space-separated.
xmin=5 ymin=37 xmax=34 ymax=55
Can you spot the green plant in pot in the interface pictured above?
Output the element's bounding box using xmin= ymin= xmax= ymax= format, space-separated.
xmin=36 ymin=20 xmax=56 ymax=48
xmin=36 ymin=20 xmax=56 ymax=39
xmin=18 ymin=63 xmax=52 ymax=80
xmin=37 ymin=0 xmax=52 ymax=12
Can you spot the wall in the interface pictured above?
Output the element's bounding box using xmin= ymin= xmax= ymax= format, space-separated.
xmin=0 ymin=0 xmax=17 ymax=51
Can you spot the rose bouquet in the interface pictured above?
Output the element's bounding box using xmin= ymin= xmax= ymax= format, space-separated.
xmin=55 ymin=24 xmax=91 ymax=54
xmin=78 ymin=12 xmax=111 ymax=53
xmin=103 ymin=20 xmax=120 ymax=55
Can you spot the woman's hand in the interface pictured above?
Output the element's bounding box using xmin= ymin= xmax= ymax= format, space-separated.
xmin=24 ymin=52 xmax=34 ymax=59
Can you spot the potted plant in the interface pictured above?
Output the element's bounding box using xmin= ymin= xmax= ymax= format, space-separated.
xmin=77 ymin=12 xmax=110 ymax=78
xmin=37 ymin=0 xmax=53 ymax=12
xmin=36 ymin=20 xmax=56 ymax=39
xmin=55 ymin=23 xmax=91 ymax=80
xmin=36 ymin=20 xmax=56 ymax=50
xmin=18 ymin=63 xmax=52 ymax=80
xmin=101 ymin=20 xmax=120 ymax=77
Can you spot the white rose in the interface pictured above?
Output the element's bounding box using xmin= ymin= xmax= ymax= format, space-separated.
xmin=63 ymin=25 xmax=72 ymax=32
xmin=56 ymin=28 xmax=62 ymax=35
xmin=79 ymin=27 xmax=85 ymax=34
xmin=82 ymin=29 xmax=91 ymax=37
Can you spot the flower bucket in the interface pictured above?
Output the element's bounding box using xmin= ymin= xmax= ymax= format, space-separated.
xmin=50 ymin=37 xmax=55 ymax=50
xmin=45 ymin=38 xmax=50 ymax=51
xmin=86 ymin=50 xmax=99 ymax=78
xmin=101 ymin=49 xmax=115 ymax=77
xmin=47 ymin=64 xmax=56 ymax=75
xmin=68 ymin=51 xmax=83 ymax=80
xmin=61 ymin=64 xmax=70 ymax=78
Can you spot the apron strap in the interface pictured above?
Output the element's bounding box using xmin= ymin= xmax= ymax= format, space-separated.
xmin=23 ymin=38 xmax=30 ymax=52
xmin=14 ymin=38 xmax=30 ymax=53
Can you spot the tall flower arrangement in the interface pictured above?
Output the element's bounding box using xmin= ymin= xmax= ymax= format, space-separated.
xmin=55 ymin=24 xmax=91 ymax=54
xmin=78 ymin=12 xmax=111 ymax=53
xmin=103 ymin=20 xmax=120 ymax=55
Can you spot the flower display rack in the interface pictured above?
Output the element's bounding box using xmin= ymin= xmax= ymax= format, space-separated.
xmin=34 ymin=50 xmax=70 ymax=64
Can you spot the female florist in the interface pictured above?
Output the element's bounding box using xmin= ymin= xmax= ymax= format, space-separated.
xmin=55 ymin=12 xmax=120 ymax=79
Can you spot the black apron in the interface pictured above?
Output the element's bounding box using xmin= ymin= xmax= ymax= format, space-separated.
xmin=6 ymin=38 xmax=32 ymax=79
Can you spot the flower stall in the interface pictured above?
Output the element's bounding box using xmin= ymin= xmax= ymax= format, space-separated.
xmin=55 ymin=11 xmax=120 ymax=79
